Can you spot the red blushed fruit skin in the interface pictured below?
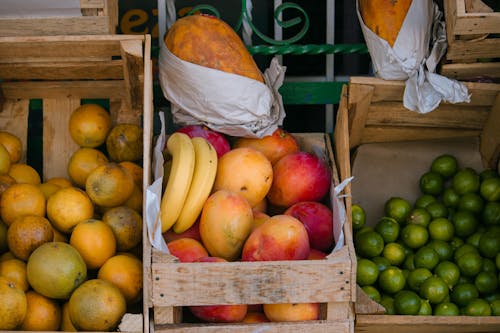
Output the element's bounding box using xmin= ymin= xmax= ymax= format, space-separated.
xmin=267 ymin=151 xmax=331 ymax=208
xmin=176 ymin=125 xmax=231 ymax=158
xmin=241 ymin=215 xmax=310 ymax=261
xmin=284 ymin=201 xmax=334 ymax=252
xmin=167 ymin=237 xmax=208 ymax=262
xmin=308 ymin=248 xmax=327 ymax=260
xmin=163 ymin=218 xmax=202 ymax=243
xmin=189 ymin=304 xmax=248 ymax=323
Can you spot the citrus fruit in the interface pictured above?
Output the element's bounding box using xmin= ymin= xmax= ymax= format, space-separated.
xmin=21 ymin=290 xmax=62 ymax=331
xmin=102 ymin=205 xmax=143 ymax=251
xmin=475 ymin=271 xmax=498 ymax=294
xmin=478 ymin=228 xmax=500 ymax=258
xmin=98 ymin=254 xmax=143 ymax=304
xmin=403 ymin=253 xmax=416 ymax=270
xmin=414 ymin=246 xmax=440 ymax=271
xmin=0 ymin=144 xmax=10 ymax=174
xmin=383 ymin=242 xmax=406 ymax=266
xmin=451 ymin=283 xmax=479 ymax=308
xmin=45 ymin=177 xmax=72 ymax=188
xmin=491 ymin=299 xmax=500 ymax=316
xmin=352 ymin=204 xmax=366 ymax=231
xmin=425 ymin=201 xmax=449 ymax=219
xmin=384 ymin=197 xmax=412 ymax=224
xmin=6 ymin=215 xmax=53 ymax=261
xmin=372 ymin=256 xmax=391 ymax=273
xmin=419 ymin=299 xmax=433 ymax=315
xmin=431 ymin=154 xmax=458 ymax=178
xmin=362 ymin=285 xmax=382 ymax=303
xmin=442 ymin=187 xmax=460 ymax=208
xmin=406 ymin=207 xmax=431 ymax=227
xmin=433 ymin=302 xmax=460 ymax=316
xmin=463 ymin=298 xmax=492 ymax=316
xmin=0 ymin=221 xmax=7 ymax=254
xmin=419 ymin=171 xmax=444 ymax=196
xmin=427 ymin=239 xmax=453 ymax=262
xmin=378 ymin=266 xmax=406 ymax=294
xmin=69 ymin=219 xmax=116 ymax=270
xmin=85 ymin=162 xmax=135 ymax=207
xmin=38 ymin=182 xmax=61 ymax=199
xmin=400 ymin=224 xmax=429 ymax=249
xmin=0 ymin=131 xmax=22 ymax=164
xmin=375 ymin=217 xmax=400 ymax=243
xmin=26 ymin=242 xmax=87 ymax=299
xmin=0 ymin=174 xmax=16 ymax=198
xmin=467 ymin=228 xmax=486 ymax=247
xmin=450 ymin=236 xmax=465 ymax=250
xmin=435 ymin=261 xmax=461 ymax=288
xmin=60 ymin=302 xmax=77 ymax=331
xmin=355 ymin=230 xmax=384 ymax=258
xmin=379 ymin=295 xmax=395 ymax=314
xmin=453 ymin=168 xmax=480 ymax=195
xmin=357 ymin=258 xmax=380 ymax=286
xmin=428 ymin=217 xmax=455 ymax=242
xmin=458 ymin=192 xmax=485 ymax=215
xmin=482 ymin=258 xmax=498 ymax=274
xmin=46 ymin=186 xmax=94 ymax=234
xmin=0 ymin=183 xmax=46 ymax=225
xmin=68 ymin=279 xmax=126 ymax=331
xmin=420 ymin=275 xmax=449 ymax=304
xmin=496 ymin=253 xmax=500 ymax=270
xmin=67 ymin=147 xmax=109 ymax=188
xmin=106 ymin=123 xmax=143 ymax=162
xmin=394 ymin=290 xmax=421 ymax=315
xmin=454 ymin=243 xmax=480 ymax=262
xmin=7 ymin=163 xmax=41 ymax=185
xmin=262 ymin=303 xmax=318 ymax=322
xmin=69 ymin=103 xmax=112 ymax=148
xmin=407 ymin=267 xmax=433 ymax=292
xmin=480 ymin=169 xmax=498 ymax=181
xmin=480 ymin=177 xmax=500 ymax=202
xmin=0 ymin=258 xmax=29 ymax=291
xmin=452 ymin=210 xmax=479 ymax=238
xmin=0 ymin=276 xmax=27 ymax=330
xmin=415 ymin=194 xmax=437 ymax=209
xmin=482 ymin=201 xmax=500 ymax=226
xmin=457 ymin=251 xmax=483 ymax=277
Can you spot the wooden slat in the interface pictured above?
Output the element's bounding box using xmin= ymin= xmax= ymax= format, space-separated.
xmin=480 ymin=91 xmax=500 ymax=168
xmin=0 ymin=99 xmax=29 ymax=163
xmin=80 ymin=0 xmax=106 ymax=9
xmin=120 ymin=40 xmax=145 ymax=110
xmin=0 ymin=17 xmax=114 ymax=37
xmin=440 ymin=61 xmax=500 ymax=80
xmin=446 ymin=38 xmax=500 ymax=60
xmin=452 ymin=12 xmax=500 ymax=35
xmin=347 ymin=83 xmax=374 ymax=149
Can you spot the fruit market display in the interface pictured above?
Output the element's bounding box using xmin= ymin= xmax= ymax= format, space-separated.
xmin=353 ymin=154 xmax=500 ymax=316
xmin=158 ymin=125 xmax=337 ymax=323
xmin=0 ymin=103 xmax=143 ymax=331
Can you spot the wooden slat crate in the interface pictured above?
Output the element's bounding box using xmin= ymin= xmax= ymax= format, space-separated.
xmin=0 ymin=0 xmax=118 ymax=36
xmin=144 ymin=133 xmax=356 ymax=333
xmin=334 ymin=76 xmax=500 ymax=333
xmin=0 ymin=33 xmax=153 ymax=333
xmin=440 ymin=0 xmax=500 ymax=80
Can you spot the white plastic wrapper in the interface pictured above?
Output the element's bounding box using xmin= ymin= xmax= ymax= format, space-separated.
xmin=357 ymin=0 xmax=470 ymax=113
xmin=158 ymin=44 xmax=286 ymax=138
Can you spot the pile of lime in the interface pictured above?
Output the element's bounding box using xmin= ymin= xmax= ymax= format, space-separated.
xmin=353 ymin=154 xmax=500 ymax=316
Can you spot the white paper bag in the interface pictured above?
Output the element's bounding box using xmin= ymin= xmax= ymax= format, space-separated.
xmin=357 ymin=0 xmax=470 ymax=113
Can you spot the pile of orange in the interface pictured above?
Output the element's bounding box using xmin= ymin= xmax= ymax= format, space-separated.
xmin=0 ymin=103 xmax=144 ymax=331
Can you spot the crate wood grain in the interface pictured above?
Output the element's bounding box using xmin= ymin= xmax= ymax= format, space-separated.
xmin=335 ymin=76 xmax=500 ymax=333
xmin=0 ymin=0 xmax=118 ymax=36
xmin=0 ymin=34 xmax=152 ymax=333
xmin=441 ymin=0 xmax=500 ymax=80
xmin=145 ymin=133 xmax=356 ymax=333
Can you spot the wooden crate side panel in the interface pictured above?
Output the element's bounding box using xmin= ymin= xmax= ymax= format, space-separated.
xmin=440 ymin=61 xmax=500 ymax=80
xmin=451 ymin=11 xmax=500 ymax=35
xmin=446 ymin=38 xmax=500 ymax=60
xmin=480 ymin=91 xmax=500 ymax=168
xmin=0 ymin=100 xmax=29 ymax=163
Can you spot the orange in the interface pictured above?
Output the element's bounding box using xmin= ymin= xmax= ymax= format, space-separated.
xmin=6 ymin=215 xmax=53 ymax=261
xmin=70 ymin=219 xmax=116 ymax=269
xmin=0 ymin=258 xmax=29 ymax=292
xmin=85 ymin=162 xmax=135 ymax=208
xmin=68 ymin=279 xmax=126 ymax=331
xmin=7 ymin=163 xmax=41 ymax=185
xmin=0 ymin=251 xmax=15 ymax=261
xmin=263 ymin=303 xmax=319 ymax=322
xmin=0 ymin=220 xmax=7 ymax=254
xmin=102 ymin=206 xmax=142 ymax=251
xmin=0 ymin=144 xmax=10 ymax=174
xmin=46 ymin=186 xmax=94 ymax=234
xmin=98 ymin=254 xmax=143 ymax=304
xmin=106 ymin=123 xmax=143 ymax=162
xmin=0 ymin=183 xmax=46 ymax=225
xmin=242 ymin=312 xmax=269 ymax=323
xmin=38 ymin=182 xmax=61 ymax=199
xmin=119 ymin=161 xmax=143 ymax=187
xmin=67 ymin=147 xmax=109 ymax=188
xmin=0 ymin=174 xmax=16 ymax=198
xmin=21 ymin=290 xmax=62 ymax=331
xmin=69 ymin=104 xmax=112 ymax=148
xmin=0 ymin=276 xmax=27 ymax=330
xmin=124 ymin=184 xmax=143 ymax=213
xmin=45 ymin=177 xmax=73 ymax=188
xmin=60 ymin=302 xmax=77 ymax=331
xmin=0 ymin=131 xmax=22 ymax=164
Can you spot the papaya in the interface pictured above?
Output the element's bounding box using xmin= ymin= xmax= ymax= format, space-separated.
xmin=165 ymin=14 xmax=264 ymax=83
xmin=359 ymin=0 xmax=413 ymax=47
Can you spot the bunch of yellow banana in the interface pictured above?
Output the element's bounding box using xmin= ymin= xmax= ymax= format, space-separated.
xmin=160 ymin=132 xmax=218 ymax=233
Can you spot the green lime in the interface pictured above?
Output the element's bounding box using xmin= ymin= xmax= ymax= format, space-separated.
xmin=415 ymin=194 xmax=438 ymax=209
xmin=396 ymin=240 xmax=414 ymax=257
xmin=372 ymin=256 xmax=391 ymax=273
xmin=352 ymin=204 xmax=366 ymax=230
xmin=490 ymin=299 xmax=500 ymax=316
xmin=456 ymin=275 xmax=473 ymax=285
xmin=482 ymin=201 xmax=500 ymax=226
xmin=384 ymin=197 xmax=412 ymax=225
xmin=431 ymin=154 xmax=458 ymax=178
xmin=418 ymin=299 xmax=433 ymax=315
xmin=379 ymin=295 xmax=395 ymax=315
xmin=442 ymin=187 xmax=461 ymax=209
xmin=428 ymin=217 xmax=455 ymax=242
xmin=420 ymin=275 xmax=449 ymax=304
xmin=403 ymin=253 xmax=416 ymax=270
xmin=480 ymin=169 xmax=498 ymax=181
xmin=362 ymin=285 xmax=382 ymax=303
xmin=458 ymin=192 xmax=485 ymax=215
xmin=482 ymin=258 xmax=498 ymax=274
xmin=450 ymin=236 xmax=465 ymax=251
xmin=457 ymin=252 xmax=484 ymax=277
xmin=475 ymin=271 xmax=498 ymax=294
xmin=401 ymin=224 xmax=429 ymax=249
xmin=478 ymin=228 xmax=500 ymax=258
xmin=480 ymin=177 xmax=500 ymax=202
xmin=426 ymin=202 xmax=449 ymax=219
xmin=420 ymin=171 xmax=445 ymax=196
xmin=452 ymin=210 xmax=479 ymax=238
xmin=383 ymin=242 xmax=406 ymax=266
xmin=407 ymin=267 xmax=433 ymax=292
xmin=406 ymin=208 xmax=432 ymax=227
xmin=414 ymin=246 xmax=440 ymax=271
xmin=355 ymin=225 xmax=373 ymax=237
xmin=378 ymin=266 xmax=406 ymax=294
xmin=357 ymin=258 xmax=380 ymax=286
xmin=454 ymin=243 xmax=479 ymax=262
xmin=355 ymin=230 xmax=385 ymax=258
xmin=433 ymin=302 xmax=460 ymax=316
xmin=463 ymin=298 xmax=492 ymax=316
xmin=375 ymin=217 xmax=400 ymax=243
xmin=427 ymin=239 xmax=453 ymax=262
xmin=467 ymin=229 xmax=486 ymax=248
xmin=496 ymin=253 xmax=500 ymax=270
xmin=435 ymin=261 xmax=461 ymax=288
xmin=451 ymin=283 xmax=479 ymax=307
xmin=394 ymin=290 xmax=422 ymax=315
xmin=453 ymin=168 xmax=480 ymax=195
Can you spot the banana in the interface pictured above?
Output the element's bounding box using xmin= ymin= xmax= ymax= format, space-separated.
xmin=160 ymin=132 xmax=195 ymax=232
xmin=173 ymin=137 xmax=218 ymax=233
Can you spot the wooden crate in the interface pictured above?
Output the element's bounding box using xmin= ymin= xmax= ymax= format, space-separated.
xmin=334 ymin=76 xmax=500 ymax=333
xmin=440 ymin=0 xmax=500 ymax=80
xmin=144 ymin=133 xmax=356 ymax=333
xmin=0 ymin=0 xmax=118 ymax=36
xmin=0 ymin=33 xmax=153 ymax=333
